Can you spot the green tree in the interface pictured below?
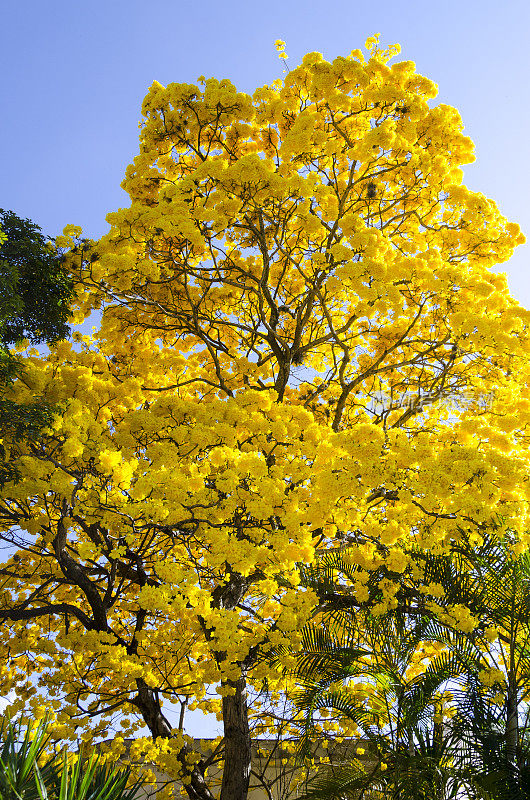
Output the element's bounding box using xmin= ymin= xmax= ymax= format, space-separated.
xmin=415 ymin=533 xmax=530 ymax=800
xmin=283 ymin=535 xmax=530 ymax=800
xmin=0 ymin=210 xmax=75 ymax=487
xmin=278 ymin=562 xmax=471 ymax=800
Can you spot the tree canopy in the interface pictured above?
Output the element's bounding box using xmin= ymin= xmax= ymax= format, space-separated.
xmin=0 ymin=209 xmax=73 ymax=347
xmin=0 ymin=209 xmax=74 ymax=487
xmin=0 ymin=37 xmax=528 ymax=800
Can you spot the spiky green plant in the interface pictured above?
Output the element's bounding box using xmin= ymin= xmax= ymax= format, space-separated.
xmin=34 ymin=748 xmax=143 ymax=800
xmin=0 ymin=717 xmax=60 ymax=800
xmin=0 ymin=717 xmax=143 ymax=800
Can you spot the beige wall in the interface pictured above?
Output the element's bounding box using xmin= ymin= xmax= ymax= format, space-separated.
xmin=128 ymin=738 xmax=364 ymax=799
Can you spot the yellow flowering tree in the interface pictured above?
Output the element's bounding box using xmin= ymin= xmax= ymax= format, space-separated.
xmin=0 ymin=37 xmax=529 ymax=800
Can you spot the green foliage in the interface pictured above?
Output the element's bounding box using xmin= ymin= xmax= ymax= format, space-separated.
xmin=0 ymin=717 xmax=60 ymax=800
xmin=286 ymin=534 xmax=530 ymax=800
xmin=34 ymin=749 xmax=143 ymax=800
xmin=286 ymin=609 xmax=469 ymax=800
xmin=0 ymin=210 xmax=75 ymax=488
xmin=0 ymin=210 xmax=73 ymax=347
xmin=0 ymin=395 xmax=56 ymax=487
xmin=0 ymin=717 xmax=143 ymax=800
xmin=413 ymin=532 xmax=530 ymax=800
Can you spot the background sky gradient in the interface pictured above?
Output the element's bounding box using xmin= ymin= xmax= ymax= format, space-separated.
xmin=1 ymin=0 xmax=529 ymax=302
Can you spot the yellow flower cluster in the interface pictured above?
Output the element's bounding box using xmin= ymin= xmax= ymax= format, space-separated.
xmin=478 ymin=667 xmax=505 ymax=688
xmin=275 ymin=39 xmax=288 ymax=61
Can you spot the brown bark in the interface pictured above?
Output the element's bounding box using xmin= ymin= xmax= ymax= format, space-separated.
xmin=220 ymin=675 xmax=252 ymax=800
xmin=133 ymin=678 xmax=216 ymax=800
xmin=204 ymin=571 xmax=255 ymax=800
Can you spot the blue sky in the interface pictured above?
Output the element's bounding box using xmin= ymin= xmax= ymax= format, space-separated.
xmin=1 ymin=0 xmax=529 ymax=737
xmin=1 ymin=0 xmax=529 ymax=303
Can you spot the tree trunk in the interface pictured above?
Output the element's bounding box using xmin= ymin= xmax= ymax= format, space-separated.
xmin=134 ymin=677 xmax=216 ymax=800
xmin=220 ymin=674 xmax=252 ymax=800
xmin=506 ymin=668 xmax=519 ymax=773
xmin=433 ymin=702 xmax=444 ymax=800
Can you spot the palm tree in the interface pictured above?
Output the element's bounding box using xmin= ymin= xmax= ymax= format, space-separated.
xmin=414 ymin=530 xmax=530 ymax=800
xmin=273 ymin=560 xmax=474 ymax=800
xmin=286 ymin=531 xmax=530 ymax=800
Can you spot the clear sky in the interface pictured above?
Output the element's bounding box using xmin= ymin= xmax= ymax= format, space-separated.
xmin=1 ymin=0 xmax=529 ymax=737
xmin=1 ymin=0 xmax=529 ymax=304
